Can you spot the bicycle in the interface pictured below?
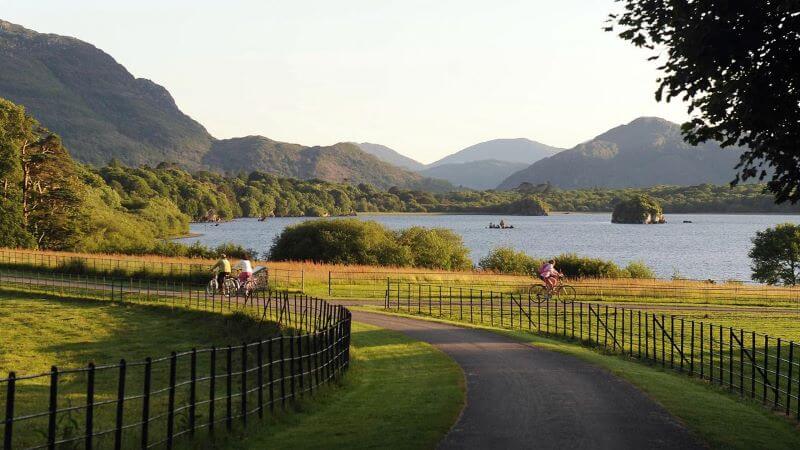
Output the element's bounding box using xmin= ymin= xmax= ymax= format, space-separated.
xmin=206 ymin=273 xmax=239 ymax=297
xmin=528 ymin=277 xmax=576 ymax=304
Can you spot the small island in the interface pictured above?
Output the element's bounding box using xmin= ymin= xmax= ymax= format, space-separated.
xmin=612 ymin=195 xmax=665 ymax=224
xmin=502 ymin=195 xmax=550 ymax=216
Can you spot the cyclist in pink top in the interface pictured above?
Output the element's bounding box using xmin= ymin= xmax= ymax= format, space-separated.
xmin=539 ymin=259 xmax=561 ymax=291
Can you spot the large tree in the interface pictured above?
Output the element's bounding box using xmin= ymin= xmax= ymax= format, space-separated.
xmin=749 ymin=223 xmax=800 ymax=285
xmin=0 ymin=98 xmax=84 ymax=249
xmin=608 ymin=2 xmax=800 ymax=203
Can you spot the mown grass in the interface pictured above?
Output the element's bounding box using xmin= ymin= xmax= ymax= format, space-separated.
xmin=358 ymin=308 xmax=800 ymax=450
xmin=0 ymin=293 xmax=280 ymax=448
xmin=205 ymin=322 xmax=465 ymax=450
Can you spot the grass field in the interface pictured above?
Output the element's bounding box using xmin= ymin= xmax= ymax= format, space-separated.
xmin=359 ymin=309 xmax=800 ymax=450
xmin=210 ymin=322 xmax=465 ymax=449
xmin=4 ymin=248 xmax=800 ymax=308
xmin=0 ymin=292 xmax=280 ymax=448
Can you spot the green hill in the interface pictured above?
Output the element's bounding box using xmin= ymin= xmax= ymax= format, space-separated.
xmin=0 ymin=19 xmax=213 ymax=168
xmin=0 ymin=20 xmax=448 ymax=191
xmin=356 ymin=142 xmax=425 ymax=171
xmin=204 ymin=137 xmax=449 ymax=190
xmin=498 ymin=117 xmax=743 ymax=190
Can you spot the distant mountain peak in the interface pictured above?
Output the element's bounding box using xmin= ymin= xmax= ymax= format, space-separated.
xmin=430 ymin=138 xmax=562 ymax=167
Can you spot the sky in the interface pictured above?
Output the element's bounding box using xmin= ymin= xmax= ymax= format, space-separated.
xmin=1 ymin=0 xmax=689 ymax=164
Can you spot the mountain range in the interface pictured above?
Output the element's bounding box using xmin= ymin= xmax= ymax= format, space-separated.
xmin=0 ymin=19 xmax=447 ymax=190
xmin=1 ymin=19 xmax=746 ymax=193
xmin=497 ymin=117 xmax=743 ymax=190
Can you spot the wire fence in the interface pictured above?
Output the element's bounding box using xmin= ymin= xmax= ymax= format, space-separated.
xmin=0 ymin=249 xmax=309 ymax=294
xmin=385 ymin=280 xmax=800 ymax=421
xmin=0 ymin=270 xmax=351 ymax=450
xmin=361 ymin=275 xmax=800 ymax=306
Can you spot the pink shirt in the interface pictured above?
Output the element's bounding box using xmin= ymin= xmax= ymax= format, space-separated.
xmin=540 ymin=263 xmax=554 ymax=277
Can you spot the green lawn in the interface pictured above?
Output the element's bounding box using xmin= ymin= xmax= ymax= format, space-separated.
xmin=212 ymin=322 xmax=465 ymax=450
xmin=0 ymin=292 xmax=279 ymax=449
xmin=358 ymin=308 xmax=800 ymax=450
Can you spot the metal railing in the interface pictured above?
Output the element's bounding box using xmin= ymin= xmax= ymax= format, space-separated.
xmin=0 ymin=270 xmax=351 ymax=450
xmin=365 ymin=275 xmax=800 ymax=306
xmin=385 ymin=280 xmax=800 ymax=421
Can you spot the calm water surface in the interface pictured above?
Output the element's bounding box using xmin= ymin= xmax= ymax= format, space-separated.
xmin=177 ymin=213 xmax=800 ymax=281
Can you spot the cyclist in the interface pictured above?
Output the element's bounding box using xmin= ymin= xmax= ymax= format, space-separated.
xmin=538 ymin=259 xmax=562 ymax=292
xmin=236 ymin=254 xmax=254 ymax=285
xmin=211 ymin=253 xmax=232 ymax=294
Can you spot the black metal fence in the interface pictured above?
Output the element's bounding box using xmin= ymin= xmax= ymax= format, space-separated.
xmin=385 ymin=280 xmax=800 ymax=421
xmin=0 ymin=270 xmax=351 ymax=449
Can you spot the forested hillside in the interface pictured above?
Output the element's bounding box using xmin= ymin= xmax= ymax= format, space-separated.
xmin=0 ymin=98 xmax=188 ymax=253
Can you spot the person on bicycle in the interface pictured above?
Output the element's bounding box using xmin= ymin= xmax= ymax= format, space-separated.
xmin=539 ymin=259 xmax=561 ymax=291
xmin=211 ymin=253 xmax=231 ymax=293
xmin=236 ymin=255 xmax=253 ymax=284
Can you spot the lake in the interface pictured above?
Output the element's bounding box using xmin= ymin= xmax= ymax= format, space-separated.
xmin=176 ymin=213 xmax=800 ymax=281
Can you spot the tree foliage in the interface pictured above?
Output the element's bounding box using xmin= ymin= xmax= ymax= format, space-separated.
xmin=611 ymin=194 xmax=664 ymax=224
xmin=749 ymin=223 xmax=800 ymax=286
xmin=608 ymin=1 xmax=800 ymax=203
xmin=268 ymin=219 xmax=472 ymax=270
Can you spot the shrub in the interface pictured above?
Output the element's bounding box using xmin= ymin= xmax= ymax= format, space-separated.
xmin=397 ymin=227 xmax=472 ymax=271
xmin=479 ymin=248 xmax=541 ymax=275
xmin=268 ymin=219 xmax=472 ymax=270
xmin=555 ymin=253 xmax=625 ymax=278
xmin=624 ymin=260 xmax=655 ymax=279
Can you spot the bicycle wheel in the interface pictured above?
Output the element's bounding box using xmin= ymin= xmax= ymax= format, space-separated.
xmin=528 ymin=285 xmax=549 ymax=303
xmin=554 ymin=285 xmax=577 ymax=303
xmin=206 ymin=279 xmax=217 ymax=296
xmin=224 ymin=278 xmax=239 ymax=297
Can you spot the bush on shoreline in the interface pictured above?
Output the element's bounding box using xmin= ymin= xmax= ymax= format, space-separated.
xmin=478 ymin=247 xmax=655 ymax=279
xmin=268 ymin=219 xmax=472 ymax=270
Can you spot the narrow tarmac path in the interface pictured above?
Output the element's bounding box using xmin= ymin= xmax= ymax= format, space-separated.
xmin=352 ymin=311 xmax=703 ymax=450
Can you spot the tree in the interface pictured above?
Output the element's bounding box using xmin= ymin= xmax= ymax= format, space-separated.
xmin=608 ymin=2 xmax=800 ymax=203
xmin=0 ymin=98 xmax=85 ymax=249
xmin=749 ymin=223 xmax=800 ymax=286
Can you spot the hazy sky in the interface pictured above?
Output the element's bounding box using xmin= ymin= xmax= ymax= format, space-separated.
xmin=2 ymin=0 xmax=689 ymax=163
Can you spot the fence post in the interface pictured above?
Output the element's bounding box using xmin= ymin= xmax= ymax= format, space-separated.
xmin=775 ymin=338 xmax=782 ymax=408
xmin=114 ymin=360 xmax=126 ymax=450
xmin=86 ymin=362 xmax=96 ymax=449
xmin=786 ymin=342 xmax=794 ymax=416
xmin=47 ymin=366 xmax=58 ymax=450
xmin=167 ymin=352 xmax=177 ymax=450
xmin=297 ymin=334 xmax=304 ymax=397
xmin=268 ymin=339 xmax=275 ymax=413
xmin=209 ymin=347 xmax=216 ymax=433
xmin=257 ymin=342 xmax=264 ymax=418
xmin=242 ymin=343 xmax=248 ymax=427
xmin=328 ymin=271 xmax=332 ymax=296
xmin=226 ymin=346 xmax=233 ymax=431
xmin=279 ymin=337 xmax=286 ymax=410
xmin=4 ymin=372 xmax=15 ymax=450
xmin=141 ymin=358 xmax=152 ymax=448
xmin=190 ymin=349 xmax=197 ymax=436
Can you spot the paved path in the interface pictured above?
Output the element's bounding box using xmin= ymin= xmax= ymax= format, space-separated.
xmin=352 ymin=311 xmax=703 ymax=450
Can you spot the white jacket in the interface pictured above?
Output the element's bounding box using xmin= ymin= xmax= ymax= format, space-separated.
xmin=236 ymin=260 xmax=253 ymax=273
